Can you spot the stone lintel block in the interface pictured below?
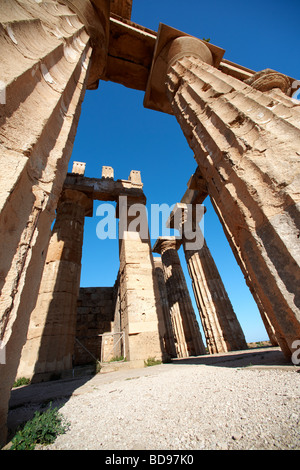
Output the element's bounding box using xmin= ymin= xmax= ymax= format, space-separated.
xmin=144 ymin=23 xmax=225 ymax=114
xmin=106 ymin=16 xmax=156 ymax=91
xmin=64 ymin=173 xmax=145 ymax=205
xmin=110 ymin=0 xmax=133 ymax=20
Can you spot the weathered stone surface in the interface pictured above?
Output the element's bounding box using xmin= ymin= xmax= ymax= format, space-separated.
xmin=110 ymin=0 xmax=133 ymax=20
xmin=118 ymin=200 xmax=168 ymax=364
xmin=185 ymin=238 xmax=247 ymax=354
xmin=16 ymin=189 xmax=93 ymax=381
xmin=74 ymin=287 xmax=116 ymax=365
xmin=155 ymin=40 xmax=300 ymax=359
xmin=102 ymin=166 xmax=114 ymax=179
xmin=0 ymin=0 xmax=109 ymax=447
xmin=153 ymin=257 xmax=177 ymax=358
xmin=144 ymin=23 xmax=225 ymax=114
xmin=72 ymin=162 xmax=86 ymax=175
xmin=106 ymin=16 xmax=156 ymax=90
xmin=169 ymin=200 xmax=247 ymax=354
xmin=63 ymin=168 xmax=145 ymax=203
xmin=153 ymin=237 xmax=206 ymax=358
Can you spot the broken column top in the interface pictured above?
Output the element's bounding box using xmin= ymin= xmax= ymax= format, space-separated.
xmin=102 ymin=166 xmax=114 ymax=179
xmin=128 ymin=170 xmax=142 ymax=185
xmin=72 ymin=161 xmax=86 ymax=176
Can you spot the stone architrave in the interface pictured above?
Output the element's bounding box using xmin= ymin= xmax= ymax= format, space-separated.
xmin=145 ymin=24 xmax=300 ymax=359
xmin=0 ymin=0 xmax=109 ymax=446
xmin=17 ymin=189 xmax=93 ymax=381
xmin=171 ymin=203 xmax=247 ymax=354
xmin=153 ymin=237 xmax=206 ymax=358
xmin=117 ymin=194 xmax=168 ymax=365
xmin=153 ymin=257 xmax=177 ymax=357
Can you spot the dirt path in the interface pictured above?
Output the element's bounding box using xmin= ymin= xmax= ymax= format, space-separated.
xmin=7 ymin=347 xmax=300 ymax=450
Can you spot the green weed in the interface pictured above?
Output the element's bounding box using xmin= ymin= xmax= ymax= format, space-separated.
xmin=10 ymin=403 xmax=70 ymax=450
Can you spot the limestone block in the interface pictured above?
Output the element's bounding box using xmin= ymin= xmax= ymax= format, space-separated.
xmin=72 ymin=161 xmax=86 ymax=175
xmin=102 ymin=166 xmax=114 ymax=179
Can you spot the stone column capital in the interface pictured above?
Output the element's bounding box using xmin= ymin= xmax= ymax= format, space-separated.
xmin=144 ymin=23 xmax=225 ymax=114
xmin=244 ymin=68 xmax=292 ymax=94
xmin=153 ymin=236 xmax=182 ymax=255
xmin=59 ymin=189 xmax=93 ymax=217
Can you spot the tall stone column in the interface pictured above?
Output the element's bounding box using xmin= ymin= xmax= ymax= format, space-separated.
xmin=118 ymin=193 xmax=168 ymax=365
xmin=184 ymin=242 xmax=247 ymax=353
xmin=145 ymin=25 xmax=300 ymax=359
xmin=0 ymin=0 xmax=108 ymax=446
xmin=153 ymin=257 xmax=177 ymax=357
xmin=209 ymin=194 xmax=279 ymax=346
xmin=17 ymin=189 xmax=93 ymax=381
xmin=153 ymin=237 xmax=206 ymax=358
xmin=171 ymin=202 xmax=247 ymax=354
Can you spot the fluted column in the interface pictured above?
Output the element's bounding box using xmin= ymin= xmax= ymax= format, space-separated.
xmin=0 ymin=0 xmax=109 ymax=446
xmin=171 ymin=202 xmax=247 ymax=354
xmin=118 ymin=194 xmax=168 ymax=364
xmin=153 ymin=257 xmax=177 ymax=357
xmin=184 ymin=238 xmax=247 ymax=354
xmin=17 ymin=189 xmax=93 ymax=380
xmin=209 ymin=196 xmax=279 ymax=346
xmin=153 ymin=237 xmax=206 ymax=358
xmin=145 ymin=26 xmax=300 ymax=360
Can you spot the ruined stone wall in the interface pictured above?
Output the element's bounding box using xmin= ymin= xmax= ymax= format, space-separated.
xmin=74 ymin=287 xmax=116 ymax=365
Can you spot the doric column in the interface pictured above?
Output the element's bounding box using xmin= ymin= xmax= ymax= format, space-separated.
xmin=145 ymin=24 xmax=300 ymax=360
xmin=117 ymin=192 xmax=168 ymax=365
xmin=0 ymin=0 xmax=109 ymax=446
xmin=153 ymin=257 xmax=177 ymax=358
xmin=17 ymin=189 xmax=93 ymax=381
xmin=184 ymin=241 xmax=248 ymax=353
xmin=171 ymin=202 xmax=247 ymax=354
xmin=153 ymin=236 xmax=206 ymax=358
xmin=209 ymin=194 xmax=279 ymax=346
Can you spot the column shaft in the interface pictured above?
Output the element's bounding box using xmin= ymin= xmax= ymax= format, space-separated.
xmin=153 ymin=257 xmax=177 ymax=357
xmin=184 ymin=237 xmax=247 ymax=354
xmin=17 ymin=189 xmax=93 ymax=380
xmin=0 ymin=0 xmax=108 ymax=446
xmin=154 ymin=238 xmax=206 ymax=358
xmin=118 ymin=199 xmax=167 ymax=364
xmin=165 ymin=54 xmax=300 ymax=358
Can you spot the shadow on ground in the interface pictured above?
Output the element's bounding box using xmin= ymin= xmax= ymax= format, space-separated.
xmin=7 ymin=373 xmax=93 ymax=442
xmin=171 ymin=346 xmax=293 ymax=368
xmin=7 ymin=346 xmax=298 ymax=443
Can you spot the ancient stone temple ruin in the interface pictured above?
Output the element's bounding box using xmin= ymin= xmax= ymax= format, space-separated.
xmin=0 ymin=0 xmax=299 ymax=447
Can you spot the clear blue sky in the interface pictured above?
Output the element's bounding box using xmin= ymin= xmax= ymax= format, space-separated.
xmin=68 ymin=0 xmax=300 ymax=344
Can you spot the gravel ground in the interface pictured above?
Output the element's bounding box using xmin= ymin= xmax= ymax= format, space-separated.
xmin=8 ymin=349 xmax=300 ymax=451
